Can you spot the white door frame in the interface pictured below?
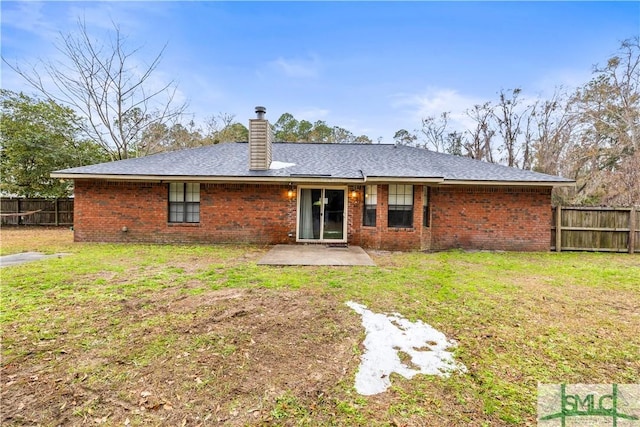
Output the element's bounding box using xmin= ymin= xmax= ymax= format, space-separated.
xmin=295 ymin=185 xmax=348 ymax=243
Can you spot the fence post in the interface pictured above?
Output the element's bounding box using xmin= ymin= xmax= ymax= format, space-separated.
xmin=55 ymin=198 xmax=59 ymax=226
xmin=630 ymin=206 xmax=636 ymax=254
xmin=17 ymin=198 xmax=22 ymax=225
xmin=555 ymin=205 xmax=562 ymax=252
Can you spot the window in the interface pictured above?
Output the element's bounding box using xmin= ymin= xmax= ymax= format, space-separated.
xmin=423 ymin=186 xmax=430 ymax=227
xmin=363 ymin=185 xmax=377 ymax=226
xmin=388 ymin=184 xmax=413 ymax=228
xmin=169 ymin=182 xmax=200 ymax=223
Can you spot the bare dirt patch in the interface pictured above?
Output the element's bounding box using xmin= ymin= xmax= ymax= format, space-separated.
xmin=3 ymin=229 xmax=638 ymax=426
xmin=2 ymin=287 xmax=362 ymax=426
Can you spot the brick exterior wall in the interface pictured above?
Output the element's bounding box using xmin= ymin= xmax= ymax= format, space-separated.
xmin=430 ymin=186 xmax=552 ymax=251
xmin=73 ymin=180 xmax=552 ymax=251
xmin=73 ymin=180 xmax=295 ymax=244
xmin=350 ymin=185 xmax=428 ymax=251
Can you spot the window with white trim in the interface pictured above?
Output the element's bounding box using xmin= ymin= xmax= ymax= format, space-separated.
xmin=169 ymin=183 xmax=200 ymax=223
xmin=388 ymin=184 xmax=413 ymax=228
xmin=363 ymin=185 xmax=377 ymax=227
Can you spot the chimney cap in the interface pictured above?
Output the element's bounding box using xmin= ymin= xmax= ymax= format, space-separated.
xmin=255 ymin=106 xmax=266 ymax=119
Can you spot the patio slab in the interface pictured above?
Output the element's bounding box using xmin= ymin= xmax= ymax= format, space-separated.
xmin=257 ymin=244 xmax=376 ymax=266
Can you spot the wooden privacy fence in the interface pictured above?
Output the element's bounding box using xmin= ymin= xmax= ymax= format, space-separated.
xmin=0 ymin=198 xmax=74 ymax=226
xmin=552 ymin=206 xmax=639 ymax=253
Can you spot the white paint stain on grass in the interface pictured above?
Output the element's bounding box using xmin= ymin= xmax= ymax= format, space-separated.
xmin=346 ymin=301 xmax=467 ymax=396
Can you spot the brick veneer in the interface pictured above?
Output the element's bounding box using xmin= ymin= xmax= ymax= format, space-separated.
xmin=73 ymin=180 xmax=552 ymax=251
xmin=350 ymin=185 xmax=428 ymax=251
xmin=73 ymin=180 xmax=295 ymax=244
xmin=430 ymin=186 xmax=552 ymax=251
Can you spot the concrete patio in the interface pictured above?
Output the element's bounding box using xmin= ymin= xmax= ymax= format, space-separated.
xmin=257 ymin=244 xmax=376 ymax=266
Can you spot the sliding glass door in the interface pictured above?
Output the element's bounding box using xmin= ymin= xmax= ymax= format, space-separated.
xmin=298 ymin=187 xmax=346 ymax=242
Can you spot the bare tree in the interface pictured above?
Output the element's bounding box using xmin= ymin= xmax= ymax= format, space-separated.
xmin=530 ymin=90 xmax=576 ymax=176
xmin=567 ymin=37 xmax=640 ymax=205
xmin=445 ymin=131 xmax=464 ymax=156
xmin=420 ymin=112 xmax=449 ymax=152
xmin=522 ymin=99 xmax=541 ymax=171
xmin=573 ymin=37 xmax=639 ymax=164
xmin=597 ymin=37 xmax=640 ymax=153
xmin=3 ymin=19 xmax=186 ymax=160
xmin=465 ymin=102 xmax=496 ymax=163
xmin=494 ymin=88 xmax=531 ymax=167
xmin=610 ymin=152 xmax=640 ymax=205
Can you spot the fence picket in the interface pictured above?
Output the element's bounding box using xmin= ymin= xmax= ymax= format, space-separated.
xmin=0 ymin=198 xmax=74 ymax=226
xmin=552 ymin=206 xmax=639 ymax=253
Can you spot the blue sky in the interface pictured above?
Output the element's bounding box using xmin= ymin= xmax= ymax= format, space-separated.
xmin=2 ymin=1 xmax=639 ymax=142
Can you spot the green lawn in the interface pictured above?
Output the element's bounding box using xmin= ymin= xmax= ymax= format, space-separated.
xmin=1 ymin=228 xmax=639 ymax=426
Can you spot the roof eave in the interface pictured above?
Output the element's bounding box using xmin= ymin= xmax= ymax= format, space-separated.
xmin=440 ymin=179 xmax=576 ymax=187
xmin=50 ymin=172 xmax=366 ymax=184
xmin=364 ymin=177 xmax=445 ymax=183
xmin=50 ymin=173 xmax=575 ymax=187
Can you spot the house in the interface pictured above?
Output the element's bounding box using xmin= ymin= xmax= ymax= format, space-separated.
xmin=51 ymin=107 xmax=574 ymax=251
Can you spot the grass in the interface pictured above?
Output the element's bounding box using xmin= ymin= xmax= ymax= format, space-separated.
xmin=1 ymin=227 xmax=639 ymax=426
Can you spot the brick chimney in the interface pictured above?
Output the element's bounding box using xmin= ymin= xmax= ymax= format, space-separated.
xmin=248 ymin=106 xmax=273 ymax=170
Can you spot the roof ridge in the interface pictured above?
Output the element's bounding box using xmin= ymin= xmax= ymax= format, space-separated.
xmin=271 ymin=141 xmax=395 ymax=146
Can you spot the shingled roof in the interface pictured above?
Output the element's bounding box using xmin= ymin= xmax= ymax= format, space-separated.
xmin=52 ymin=142 xmax=574 ymax=186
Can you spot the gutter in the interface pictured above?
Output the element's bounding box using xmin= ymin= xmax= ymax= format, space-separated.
xmin=50 ymin=173 xmax=366 ymax=185
xmin=439 ymin=179 xmax=576 ymax=187
xmin=364 ymin=176 xmax=445 ymax=184
xmin=51 ymin=173 xmax=574 ymax=187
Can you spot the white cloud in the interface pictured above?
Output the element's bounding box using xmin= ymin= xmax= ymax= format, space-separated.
xmin=269 ymin=54 xmax=321 ymax=78
xmin=391 ymin=87 xmax=484 ymax=133
xmin=66 ymin=3 xmax=128 ymax=32
xmin=0 ymin=1 xmax=58 ymax=39
xmin=64 ymin=2 xmax=168 ymax=35
xmin=1 ymin=1 xmax=155 ymax=44
xmin=294 ymin=107 xmax=330 ymax=121
xmin=534 ymin=68 xmax=592 ymax=98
